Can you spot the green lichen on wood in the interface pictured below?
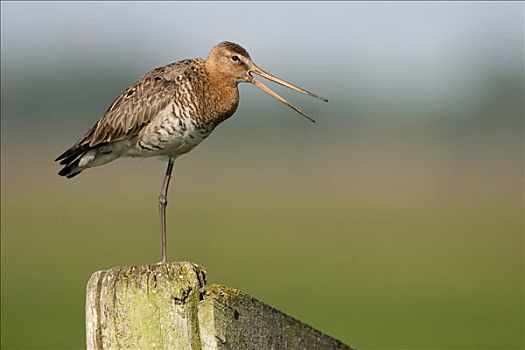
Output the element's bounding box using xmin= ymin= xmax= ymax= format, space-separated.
xmin=86 ymin=263 xmax=354 ymax=350
xmin=199 ymin=284 xmax=354 ymax=350
xmin=86 ymin=262 xmax=206 ymax=350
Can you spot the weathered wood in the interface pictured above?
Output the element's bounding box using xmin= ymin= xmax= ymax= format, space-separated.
xmin=86 ymin=262 xmax=355 ymax=350
xmin=198 ymin=284 xmax=353 ymax=350
xmin=86 ymin=262 xmax=206 ymax=350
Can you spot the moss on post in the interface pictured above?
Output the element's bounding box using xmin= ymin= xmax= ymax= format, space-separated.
xmin=198 ymin=284 xmax=353 ymax=350
xmin=86 ymin=262 xmax=206 ymax=350
xmin=86 ymin=262 xmax=355 ymax=350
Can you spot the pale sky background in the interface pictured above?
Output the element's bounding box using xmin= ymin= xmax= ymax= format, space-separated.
xmin=2 ymin=2 xmax=522 ymax=96
xmin=0 ymin=1 xmax=523 ymax=131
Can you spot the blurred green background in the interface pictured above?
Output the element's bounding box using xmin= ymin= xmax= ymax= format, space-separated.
xmin=1 ymin=2 xmax=523 ymax=349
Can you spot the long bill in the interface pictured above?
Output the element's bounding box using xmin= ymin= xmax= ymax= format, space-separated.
xmin=248 ymin=66 xmax=328 ymax=123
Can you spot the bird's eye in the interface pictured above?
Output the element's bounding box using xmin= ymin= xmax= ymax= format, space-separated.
xmin=231 ymin=55 xmax=240 ymax=62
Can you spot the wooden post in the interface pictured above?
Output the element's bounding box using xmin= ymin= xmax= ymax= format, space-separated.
xmin=86 ymin=262 xmax=355 ymax=350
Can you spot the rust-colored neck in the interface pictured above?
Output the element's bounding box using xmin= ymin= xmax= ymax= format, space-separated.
xmin=204 ymin=61 xmax=240 ymax=123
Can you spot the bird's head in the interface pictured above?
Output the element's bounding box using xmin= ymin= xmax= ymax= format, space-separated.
xmin=205 ymin=41 xmax=327 ymax=123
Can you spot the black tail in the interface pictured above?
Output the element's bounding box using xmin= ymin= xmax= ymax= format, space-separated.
xmin=57 ymin=158 xmax=83 ymax=178
xmin=55 ymin=145 xmax=90 ymax=178
xmin=55 ymin=144 xmax=89 ymax=164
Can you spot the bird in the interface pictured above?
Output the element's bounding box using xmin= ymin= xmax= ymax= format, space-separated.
xmin=55 ymin=41 xmax=327 ymax=263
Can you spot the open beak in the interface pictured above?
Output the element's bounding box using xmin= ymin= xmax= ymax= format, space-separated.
xmin=248 ymin=65 xmax=327 ymax=123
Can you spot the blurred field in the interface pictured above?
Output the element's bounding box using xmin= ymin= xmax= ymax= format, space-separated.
xmin=1 ymin=2 xmax=524 ymax=349
xmin=2 ymin=120 xmax=523 ymax=349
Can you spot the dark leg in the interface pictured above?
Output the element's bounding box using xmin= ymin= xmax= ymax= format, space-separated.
xmin=159 ymin=158 xmax=174 ymax=263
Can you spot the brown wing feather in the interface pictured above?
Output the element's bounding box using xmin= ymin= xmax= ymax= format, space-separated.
xmin=82 ymin=67 xmax=177 ymax=146
xmin=55 ymin=62 xmax=184 ymax=162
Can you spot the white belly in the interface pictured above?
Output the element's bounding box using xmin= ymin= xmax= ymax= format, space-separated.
xmin=126 ymin=105 xmax=213 ymax=158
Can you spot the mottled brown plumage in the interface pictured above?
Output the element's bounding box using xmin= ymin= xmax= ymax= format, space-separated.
xmin=55 ymin=41 xmax=327 ymax=262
